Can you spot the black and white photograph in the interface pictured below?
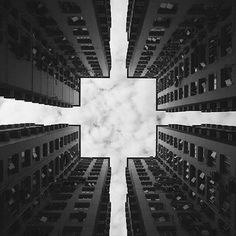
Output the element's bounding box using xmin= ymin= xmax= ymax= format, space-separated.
xmin=0 ymin=0 xmax=236 ymax=235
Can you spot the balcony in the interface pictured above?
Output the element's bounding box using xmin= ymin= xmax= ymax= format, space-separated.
xmin=44 ymin=202 xmax=67 ymax=211
xmin=67 ymin=16 xmax=85 ymax=26
xmin=158 ymin=3 xmax=178 ymax=14
xmin=34 ymin=212 xmax=61 ymax=223
xmin=69 ymin=212 xmax=87 ymax=223
xmin=149 ymin=202 xmax=164 ymax=212
xmin=51 ymin=193 xmax=72 ymax=201
xmin=59 ymin=2 xmax=81 ymax=14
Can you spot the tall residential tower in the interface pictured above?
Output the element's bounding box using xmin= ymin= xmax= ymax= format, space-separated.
xmin=126 ymin=124 xmax=236 ymax=235
xmin=0 ymin=122 xmax=111 ymax=236
xmin=0 ymin=0 xmax=111 ymax=107
xmin=126 ymin=0 xmax=236 ymax=112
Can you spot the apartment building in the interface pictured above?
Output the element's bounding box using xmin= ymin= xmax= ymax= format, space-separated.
xmin=155 ymin=0 xmax=236 ymax=112
xmin=0 ymin=123 xmax=111 ymax=235
xmin=0 ymin=123 xmax=78 ymax=235
xmin=126 ymin=0 xmax=195 ymax=78
xmin=126 ymin=152 xmax=235 ymax=235
xmin=126 ymin=0 xmax=235 ymax=111
xmin=155 ymin=124 xmax=236 ymax=235
xmin=0 ymin=0 xmax=111 ymax=107
xmin=126 ymin=157 xmax=200 ymax=236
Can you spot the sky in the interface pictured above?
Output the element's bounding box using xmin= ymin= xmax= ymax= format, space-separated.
xmin=0 ymin=0 xmax=236 ymax=235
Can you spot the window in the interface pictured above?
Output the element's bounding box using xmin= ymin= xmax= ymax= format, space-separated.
xmin=190 ymin=81 xmax=197 ymax=96
xmin=45 ymin=202 xmax=67 ymax=211
xmin=158 ymin=3 xmax=178 ymax=14
xmin=149 ymin=28 xmax=165 ymax=37
xmin=32 ymin=171 xmax=40 ymax=195
xmin=174 ymin=90 xmax=178 ymax=100
xmin=194 ymin=145 xmax=197 ymax=158
xmin=55 ymin=157 xmax=60 ymax=175
xmin=199 ymin=78 xmax=207 ymax=94
xmin=197 ymin=146 xmax=204 ymax=162
xmin=190 ymin=143 xmax=195 ymax=157
xmin=221 ymin=67 xmax=232 ymax=88
xmin=78 ymin=193 xmax=93 ymax=199
xmin=184 ymin=57 xmax=190 ymax=78
xmin=208 ymin=36 xmax=218 ymax=64
xmin=174 ymin=66 xmax=179 ymax=86
xmin=21 ymin=150 xmax=31 ymax=168
xmin=41 ymin=166 xmax=48 ymax=187
xmin=21 ymin=176 xmax=31 ymax=204
xmin=153 ymin=17 xmax=170 ymax=28
xmin=183 ymin=141 xmax=189 ymax=153
xmin=170 ymin=92 xmax=173 ymax=101
xmin=5 ymin=184 xmax=19 ymax=215
xmin=219 ymin=196 xmax=230 ymax=218
xmin=149 ymin=202 xmax=164 ymax=211
xmin=207 ymin=150 xmax=217 ymax=167
xmin=32 ymin=146 xmax=40 ymax=161
xmin=143 ymin=44 xmax=156 ymax=51
xmin=184 ymin=85 xmax=189 ymax=98
xmin=48 ymin=161 xmax=54 ymax=183
xmin=55 ymin=139 xmax=59 ymax=150
xmin=81 ymin=45 xmax=94 ymax=51
xmin=220 ymin=154 xmax=231 ymax=174
xmin=49 ymin=141 xmax=54 ymax=153
xmin=64 ymin=135 xmax=68 ymax=145
xmin=178 ymin=87 xmax=183 ymax=99
xmin=208 ymin=73 xmax=217 ymax=91
xmin=221 ymin=23 xmax=232 ymax=57
xmin=69 ymin=212 xmax=87 ymax=222
xmin=152 ymin=212 xmax=170 ymax=223
xmin=74 ymin=202 xmax=90 ymax=210
xmin=174 ymin=137 xmax=177 ymax=148
xmin=159 ymin=230 xmax=176 ymax=236
xmin=67 ymin=16 xmax=85 ymax=26
xmin=178 ymin=139 xmax=183 ymax=150
xmin=43 ymin=143 xmax=48 ymax=157
xmin=179 ymin=63 xmax=184 ymax=80
xmin=59 ymin=2 xmax=81 ymax=14
xmin=190 ymin=165 xmax=196 ymax=186
xmin=178 ymin=158 xmax=183 ymax=175
xmin=8 ymin=154 xmax=19 ymax=175
xmin=163 ymin=133 xmax=166 ymax=142
xmin=73 ymin=28 xmax=89 ymax=36
xmin=60 ymin=137 xmax=63 ymax=147
xmin=198 ymin=44 xmax=206 ymax=70
xmin=191 ymin=51 xmax=198 ymax=74
xmin=166 ymin=93 xmax=170 ymax=103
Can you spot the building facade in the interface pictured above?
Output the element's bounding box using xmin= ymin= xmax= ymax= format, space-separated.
xmin=155 ymin=0 xmax=236 ymax=112
xmin=156 ymin=124 xmax=236 ymax=235
xmin=126 ymin=124 xmax=236 ymax=235
xmin=0 ymin=123 xmax=81 ymax=235
xmin=126 ymin=0 xmax=196 ymax=78
xmin=0 ymin=0 xmax=111 ymax=107
xmin=126 ymin=0 xmax=236 ymax=112
xmin=0 ymin=123 xmax=111 ymax=236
